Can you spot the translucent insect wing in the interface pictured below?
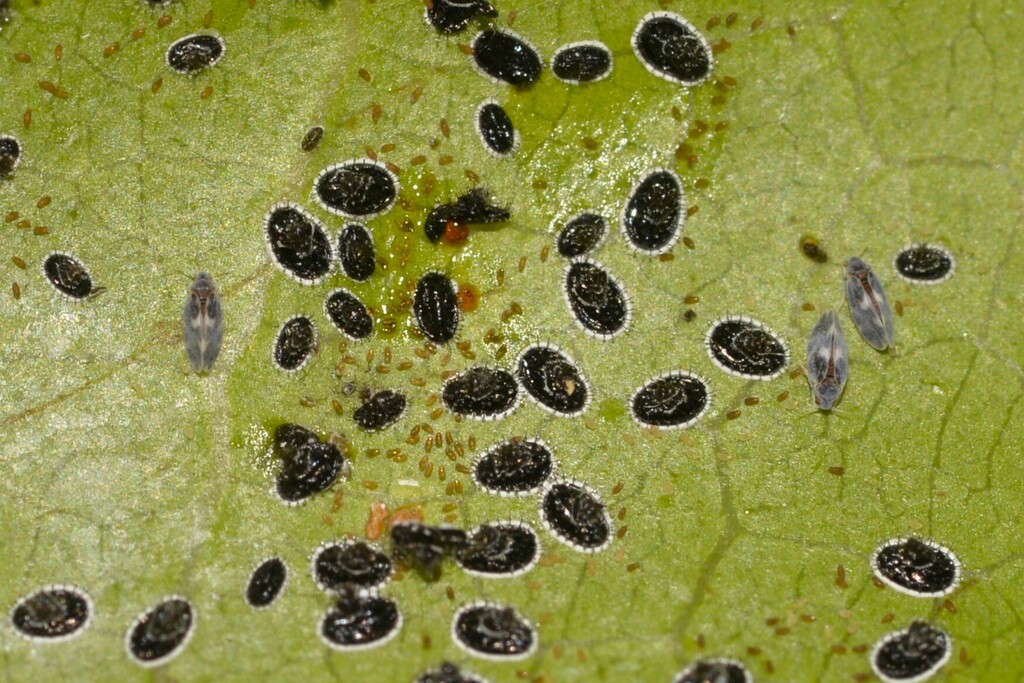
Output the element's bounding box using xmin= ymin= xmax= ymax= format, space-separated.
xmin=844 ymin=257 xmax=894 ymax=350
xmin=183 ymin=272 xmax=224 ymax=373
xmin=806 ymin=310 xmax=848 ymax=410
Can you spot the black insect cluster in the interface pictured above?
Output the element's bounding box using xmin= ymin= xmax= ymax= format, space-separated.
xmin=5 ymin=1 xmax=962 ymax=678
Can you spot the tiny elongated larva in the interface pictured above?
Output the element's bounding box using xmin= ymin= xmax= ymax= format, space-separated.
xmin=806 ymin=310 xmax=848 ymax=411
xmin=844 ymin=257 xmax=894 ymax=350
xmin=183 ymin=272 xmax=224 ymax=373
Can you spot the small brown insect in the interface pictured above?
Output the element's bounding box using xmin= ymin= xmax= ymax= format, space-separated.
xmin=800 ymin=236 xmax=828 ymax=263
xmin=301 ymin=125 xmax=324 ymax=152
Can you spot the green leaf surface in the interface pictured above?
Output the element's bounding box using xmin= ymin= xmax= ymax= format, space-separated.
xmin=2 ymin=1 xmax=1022 ymax=681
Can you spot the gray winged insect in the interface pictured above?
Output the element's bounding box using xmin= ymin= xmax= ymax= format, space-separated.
xmin=844 ymin=256 xmax=894 ymax=350
xmin=806 ymin=310 xmax=848 ymax=411
xmin=183 ymin=272 xmax=224 ymax=373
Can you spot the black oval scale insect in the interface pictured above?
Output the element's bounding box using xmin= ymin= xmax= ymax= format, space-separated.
xmin=126 ymin=596 xmax=195 ymax=667
xmin=416 ymin=661 xmax=489 ymax=683
xmin=540 ymin=480 xmax=612 ymax=552
xmin=473 ymin=438 xmax=555 ymax=496
xmin=451 ymin=602 xmax=536 ymax=660
xmin=871 ymin=621 xmax=951 ymax=683
xmin=425 ymin=0 xmax=497 ymax=34
xmin=471 ymin=29 xmax=543 ymax=86
xmin=631 ymin=12 xmax=713 ymax=86
xmin=245 ymin=557 xmax=288 ymax=608
xmin=622 ymin=168 xmax=684 ymax=254
xmin=516 ymin=344 xmax=590 ymax=416
xmin=704 ymin=316 xmax=789 ymax=380
xmin=273 ymin=423 xmax=346 ymax=504
xmin=673 ymin=659 xmax=752 ymax=683
xmin=0 ymin=134 xmax=22 ymax=177
xmin=165 ymin=33 xmax=225 ymax=74
xmin=41 ymin=252 xmax=97 ymax=300
xmin=273 ymin=315 xmax=317 ymax=372
xmin=894 ymin=244 xmax=955 ymax=284
xmin=301 ymin=125 xmax=324 ymax=152
xmin=313 ymin=159 xmax=398 ymax=219
xmin=476 ymin=100 xmax=517 ymax=156
xmin=442 ymin=366 xmax=520 ymax=420
xmin=455 ymin=522 xmax=540 ymax=578
xmin=319 ymin=586 xmax=401 ymax=651
xmin=337 ymin=224 xmax=376 ymax=282
xmin=551 ymin=41 xmax=613 ymax=84
xmin=353 ymin=389 xmax=407 ymax=432
xmin=556 ymin=212 xmax=606 ymax=258
xmin=324 ymin=288 xmax=373 ymax=340
xmin=630 ymin=372 xmax=710 ymax=429
xmin=871 ymin=538 xmax=961 ymax=597
xmin=563 ymin=259 xmax=631 ymax=338
xmin=414 ymin=272 xmax=459 ymax=343
xmin=264 ymin=202 xmax=334 ymax=285
xmin=312 ymin=541 xmax=393 ymax=591
xmin=10 ymin=586 xmax=92 ymax=642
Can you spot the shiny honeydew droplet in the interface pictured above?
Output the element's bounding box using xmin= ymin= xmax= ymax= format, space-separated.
xmin=414 ymin=271 xmax=460 ymax=343
xmin=313 ymin=541 xmax=393 ymax=591
xmin=337 ymin=224 xmax=376 ymax=282
xmin=245 ymin=557 xmax=287 ymax=608
xmin=564 ymin=259 xmax=631 ymax=338
xmin=473 ymin=438 xmax=555 ymax=496
xmin=11 ymin=586 xmax=92 ymax=641
xmin=704 ymin=316 xmax=789 ymax=380
xmin=353 ymin=389 xmax=407 ymax=432
xmin=263 ymin=202 xmax=333 ymax=285
xmin=556 ymin=212 xmax=606 ymax=258
xmin=324 ymin=288 xmax=373 ymax=340
xmin=471 ymin=29 xmax=543 ymax=86
xmin=452 ymin=603 xmax=536 ymax=660
xmin=313 ymin=159 xmax=398 ymax=219
xmin=631 ymin=12 xmax=713 ymax=86
xmin=42 ymin=251 xmax=96 ymax=299
xmin=540 ymin=480 xmax=612 ymax=552
xmin=871 ymin=621 xmax=951 ymax=683
xmin=515 ymin=344 xmax=589 ymax=416
xmin=622 ymin=168 xmax=685 ymax=254
xmin=551 ymin=41 xmax=613 ymax=84
xmin=126 ymin=597 xmax=195 ymax=667
xmin=273 ymin=315 xmax=317 ymax=372
xmin=165 ymin=33 xmax=225 ymax=74
xmin=442 ymin=366 xmax=520 ymax=419
xmin=476 ymin=100 xmax=517 ymax=156
xmin=630 ymin=372 xmax=710 ymax=429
